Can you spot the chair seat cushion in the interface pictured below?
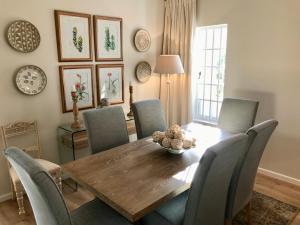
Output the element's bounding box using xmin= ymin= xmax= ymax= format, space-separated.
xmin=9 ymin=159 xmax=61 ymax=191
xmin=71 ymin=198 xmax=132 ymax=225
xmin=142 ymin=191 xmax=188 ymax=225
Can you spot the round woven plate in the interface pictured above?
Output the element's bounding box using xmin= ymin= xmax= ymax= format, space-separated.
xmin=135 ymin=61 xmax=152 ymax=83
xmin=134 ymin=29 xmax=151 ymax=52
xmin=7 ymin=20 xmax=40 ymax=53
xmin=15 ymin=65 xmax=47 ymax=95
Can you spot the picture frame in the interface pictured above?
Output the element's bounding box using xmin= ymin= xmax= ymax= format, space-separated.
xmin=55 ymin=10 xmax=93 ymax=62
xmin=94 ymin=15 xmax=123 ymax=61
xmin=96 ymin=64 xmax=124 ymax=105
xmin=59 ymin=65 xmax=95 ymax=113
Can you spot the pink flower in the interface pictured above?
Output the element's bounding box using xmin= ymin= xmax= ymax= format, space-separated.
xmin=107 ymin=72 xmax=112 ymax=77
xmin=75 ymin=83 xmax=81 ymax=90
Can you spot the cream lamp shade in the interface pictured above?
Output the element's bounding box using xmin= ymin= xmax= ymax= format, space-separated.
xmin=154 ymin=55 xmax=184 ymax=74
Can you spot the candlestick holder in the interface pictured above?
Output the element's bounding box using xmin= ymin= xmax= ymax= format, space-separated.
xmin=71 ymin=91 xmax=82 ymax=129
xmin=127 ymin=85 xmax=134 ymax=118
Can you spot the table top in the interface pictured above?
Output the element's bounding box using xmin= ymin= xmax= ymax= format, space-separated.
xmin=62 ymin=122 xmax=233 ymax=222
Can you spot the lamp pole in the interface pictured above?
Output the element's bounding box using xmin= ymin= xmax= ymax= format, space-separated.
xmin=166 ymin=73 xmax=171 ymax=126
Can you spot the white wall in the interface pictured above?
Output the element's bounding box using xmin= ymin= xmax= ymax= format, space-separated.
xmin=0 ymin=0 xmax=164 ymax=198
xmin=197 ymin=0 xmax=300 ymax=180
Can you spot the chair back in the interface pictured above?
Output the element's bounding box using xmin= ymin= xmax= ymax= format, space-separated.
xmin=226 ymin=119 xmax=278 ymax=219
xmin=4 ymin=147 xmax=72 ymax=225
xmin=132 ymin=99 xmax=167 ymax=139
xmin=1 ymin=121 xmax=41 ymax=159
xmin=83 ymin=106 xmax=129 ymax=154
xmin=184 ymin=134 xmax=249 ymax=225
xmin=218 ymin=98 xmax=259 ymax=133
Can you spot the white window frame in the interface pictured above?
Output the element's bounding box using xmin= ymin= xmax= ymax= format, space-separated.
xmin=192 ymin=24 xmax=228 ymax=124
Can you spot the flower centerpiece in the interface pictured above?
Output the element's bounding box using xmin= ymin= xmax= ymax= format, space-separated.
xmin=152 ymin=124 xmax=196 ymax=154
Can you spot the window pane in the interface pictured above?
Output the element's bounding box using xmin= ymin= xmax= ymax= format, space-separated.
xmin=220 ymin=49 xmax=226 ymax=67
xmin=199 ymin=50 xmax=205 ymax=67
xmin=198 ymin=29 xmax=206 ymax=49
xmin=196 ymin=84 xmax=204 ymax=99
xmin=203 ymin=101 xmax=210 ymax=118
xmin=211 ymin=101 xmax=218 ymax=120
xmin=205 ymin=50 xmax=213 ymax=66
xmin=205 ymin=67 xmax=212 ymax=84
xmin=194 ymin=99 xmax=203 ymax=119
xmin=211 ymin=85 xmax=218 ymax=101
xmin=212 ymin=67 xmax=219 ymax=85
xmin=213 ymin=28 xmax=221 ymax=49
xmin=213 ymin=50 xmax=220 ymax=67
xmin=198 ymin=67 xmax=205 ymax=83
xmin=206 ymin=29 xmax=213 ymax=49
xmin=221 ymin=27 xmax=227 ymax=49
xmin=217 ymin=85 xmax=224 ymax=100
xmin=204 ymin=85 xmax=211 ymax=100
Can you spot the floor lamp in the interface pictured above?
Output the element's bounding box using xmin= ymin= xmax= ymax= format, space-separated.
xmin=154 ymin=55 xmax=184 ymax=125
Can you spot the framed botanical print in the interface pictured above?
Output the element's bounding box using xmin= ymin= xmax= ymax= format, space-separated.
xmin=96 ymin=64 xmax=124 ymax=105
xmin=94 ymin=15 xmax=123 ymax=61
xmin=55 ymin=10 xmax=93 ymax=62
xmin=59 ymin=65 xmax=95 ymax=113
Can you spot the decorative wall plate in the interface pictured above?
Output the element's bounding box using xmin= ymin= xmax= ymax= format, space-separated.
xmin=135 ymin=61 xmax=152 ymax=83
xmin=7 ymin=20 xmax=40 ymax=53
xmin=16 ymin=65 xmax=47 ymax=95
xmin=134 ymin=29 xmax=151 ymax=52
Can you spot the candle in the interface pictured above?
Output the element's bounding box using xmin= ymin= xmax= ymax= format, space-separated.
xmin=72 ymin=85 xmax=76 ymax=92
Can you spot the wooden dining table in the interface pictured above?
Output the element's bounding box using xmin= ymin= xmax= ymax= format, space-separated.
xmin=62 ymin=122 xmax=233 ymax=222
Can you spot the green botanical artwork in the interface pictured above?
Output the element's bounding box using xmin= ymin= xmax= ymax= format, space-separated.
xmin=73 ymin=27 xmax=83 ymax=52
xmin=106 ymin=72 xmax=119 ymax=96
xmin=104 ymin=27 xmax=116 ymax=52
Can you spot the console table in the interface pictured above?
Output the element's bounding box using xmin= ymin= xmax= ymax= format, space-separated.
xmin=57 ymin=119 xmax=136 ymax=164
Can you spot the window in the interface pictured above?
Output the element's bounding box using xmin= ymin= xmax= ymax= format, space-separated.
xmin=192 ymin=24 xmax=228 ymax=123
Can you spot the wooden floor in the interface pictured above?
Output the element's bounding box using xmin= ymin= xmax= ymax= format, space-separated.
xmin=0 ymin=173 xmax=299 ymax=225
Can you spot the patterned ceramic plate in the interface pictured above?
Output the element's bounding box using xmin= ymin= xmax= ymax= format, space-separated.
xmin=7 ymin=20 xmax=40 ymax=53
xmin=134 ymin=29 xmax=151 ymax=52
xmin=15 ymin=65 xmax=47 ymax=95
xmin=136 ymin=61 xmax=152 ymax=83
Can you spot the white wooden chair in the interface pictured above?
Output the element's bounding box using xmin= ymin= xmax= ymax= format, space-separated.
xmin=1 ymin=121 xmax=62 ymax=215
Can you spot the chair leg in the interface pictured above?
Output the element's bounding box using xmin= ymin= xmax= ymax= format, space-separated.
xmin=246 ymin=201 xmax=252 ymax=225
xmin=16 ymin=190 xmax=25 ymax=215
xmin=10 ymin=178 xmax=16 ymax=200
xmin=225 ymin=219 xmax=232 ymax=225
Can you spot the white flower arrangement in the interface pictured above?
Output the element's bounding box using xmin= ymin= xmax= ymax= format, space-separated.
xmin=152 ymin=124 xmax=196 ymax=151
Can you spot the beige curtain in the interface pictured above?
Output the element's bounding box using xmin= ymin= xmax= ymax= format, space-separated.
xmin=160 ymin=0 xmax=196 ymax=126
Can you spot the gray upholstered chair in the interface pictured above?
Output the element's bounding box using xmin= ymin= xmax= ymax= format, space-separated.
xmin=225 ymin=120 xmax=278 ymax=225
xmin=218 ymin=98 xmax=259 ymax=133
xmin=132 ymin=99 xmax=167 ymax=139
xmin=83 ymin=106 xmax=129 ymax=154
xmin=141 ymin=133 xmax=249 ymax=225
xmin=4 ymin=147 xmax=132 ymax=225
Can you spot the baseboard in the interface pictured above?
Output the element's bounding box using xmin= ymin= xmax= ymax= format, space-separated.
xmin=258 ymin=167 xmax=300 ymax=187
xmin=0 ymin=192 xmax=12 ymax=203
